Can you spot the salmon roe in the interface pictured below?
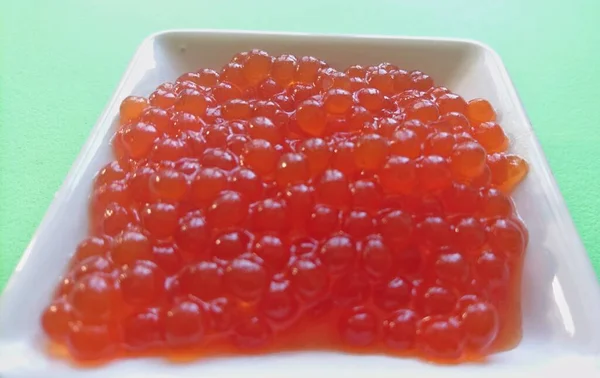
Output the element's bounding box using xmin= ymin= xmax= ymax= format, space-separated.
xmin=44 ymin=51 xmax=529 ymax=364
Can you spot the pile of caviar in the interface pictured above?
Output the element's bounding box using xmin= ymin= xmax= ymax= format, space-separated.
xmin=41 ymin=50 xmax=529 ymax=364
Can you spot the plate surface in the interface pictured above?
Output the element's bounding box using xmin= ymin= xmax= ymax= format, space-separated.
xmin=1 ymin=30 xmax=599 ymax=377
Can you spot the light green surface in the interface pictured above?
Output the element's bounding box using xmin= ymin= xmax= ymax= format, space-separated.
xmin=1 ymin=0 xmax=599 ymax=289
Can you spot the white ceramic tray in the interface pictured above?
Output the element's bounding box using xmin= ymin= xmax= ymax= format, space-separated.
xmin=1 ymin=30 xmax=599 ymax=377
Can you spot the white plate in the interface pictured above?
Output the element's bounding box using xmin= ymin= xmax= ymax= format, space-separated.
xmin=1 ymin=30 xmax=599 ymax=377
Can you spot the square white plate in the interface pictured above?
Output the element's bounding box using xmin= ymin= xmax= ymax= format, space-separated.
xmin=1 ymin=30 xmax=600 ymax=377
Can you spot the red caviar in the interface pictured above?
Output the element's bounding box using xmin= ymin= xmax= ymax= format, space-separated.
xmin=43 ymin=51 xmax=529 ymax=364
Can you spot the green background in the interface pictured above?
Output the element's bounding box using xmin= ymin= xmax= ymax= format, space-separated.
xmin=1 ymin=0 xmax=599 ymax=289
